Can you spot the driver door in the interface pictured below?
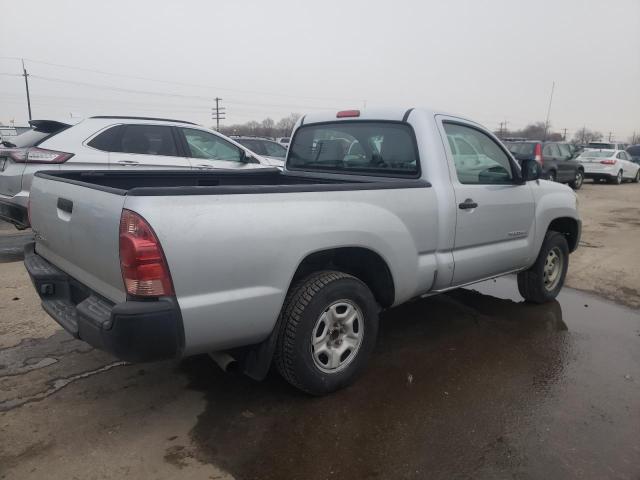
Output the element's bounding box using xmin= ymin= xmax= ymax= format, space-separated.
xmin=438 ymin=118 xmax=536 ymax=286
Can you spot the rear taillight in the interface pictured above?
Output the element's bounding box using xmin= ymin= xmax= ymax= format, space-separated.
xmin=534 ymin=144 xmax=543 ymax=165
xmin=600 ymin=159 xmax=616 ymax=165
xmin=119 ymin=209 xmax=174 ymax=297
xmin=9 ymin=147 xmax=73 ymax=164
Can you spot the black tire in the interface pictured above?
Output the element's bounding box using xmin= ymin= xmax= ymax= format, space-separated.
xmin=610 ymin=170 xmax=623 ymax=185
xmin=633 ymin=170 xmax=640 ymax=183
xmin=547 ymin=170 xmax=557 ymax=182
xmin=517 ymin=231 xmax=569 ymax=304
xmin=569 ymin=169 xmax=584 ymax=190
xmin=275 ymin=270 xmax=379 ymax=395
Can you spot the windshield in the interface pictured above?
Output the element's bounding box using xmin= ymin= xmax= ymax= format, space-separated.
xmin=580 ymin=150 xmax=615 ymax=158
xmin=288 ymin=122 xmax=418 ymax=177
xmin=587 ymin=142 xmax=615 ymax=149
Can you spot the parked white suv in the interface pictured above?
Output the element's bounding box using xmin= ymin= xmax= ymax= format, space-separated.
xmin=0 ymin=116 xmax=274 ymax=229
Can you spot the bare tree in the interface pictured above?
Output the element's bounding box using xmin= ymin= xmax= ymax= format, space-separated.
xmin=572 ymin=127 xmax=603 ymax=145
xmin=220 ymin=113 xmax=301 ymax=138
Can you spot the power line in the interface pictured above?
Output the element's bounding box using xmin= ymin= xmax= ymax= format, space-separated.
xmin=0 ymin=56 xmax=360 ymax=103
xmin=27 ymin=74 xmax=343 ymax=111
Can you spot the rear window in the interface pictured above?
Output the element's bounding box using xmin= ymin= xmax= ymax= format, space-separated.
xmin=505 ymin=142 xmax=536 ymax=155
xmin=288 ymin=122 xmax=419 ymax=177
xmin=580 ymin=150 xmax=615 ymax=158
xmin=8 ymin=129 xmax=53 ymax=148
xmin=588 ymin=142 xmax=615 ymax=149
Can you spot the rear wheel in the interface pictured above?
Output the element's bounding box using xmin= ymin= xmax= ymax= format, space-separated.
xmin=569 ymin=170 xmax=584 ymax=190
xmin=275 ymin=271 xmax=379 ymax=395
xmin=518 ymin=231 xmax=569 ymax=304
xmin=547 ymin=170 xmax=557 ymax=182
xmin=633 ymin=170 xmax=640 ymax=183
xmin=610 ymin=170 xmax=623 ymax=185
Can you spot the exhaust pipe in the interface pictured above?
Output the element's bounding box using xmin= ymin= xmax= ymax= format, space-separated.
xmin=209 ymin=352 xmax=237 ymax=372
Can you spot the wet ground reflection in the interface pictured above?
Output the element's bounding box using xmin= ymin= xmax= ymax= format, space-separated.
xmin=180 ymin=277 xmax=639 ymax=479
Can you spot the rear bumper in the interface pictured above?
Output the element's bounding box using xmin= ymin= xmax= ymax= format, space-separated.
xmin=0 ymin=197 xmax=29 ymax=229
xmin=583 ymin=172 xmax=615 ymax=180
xmin=24 ymin=242 xmax=183 ymax=362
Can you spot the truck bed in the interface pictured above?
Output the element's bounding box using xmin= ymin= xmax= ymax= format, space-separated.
xmin=35 ymin=169 xmax=429 ymax=196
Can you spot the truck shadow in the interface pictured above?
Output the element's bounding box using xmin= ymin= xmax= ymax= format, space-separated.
xmin=180 ymin=280 xmax=571 ymax=479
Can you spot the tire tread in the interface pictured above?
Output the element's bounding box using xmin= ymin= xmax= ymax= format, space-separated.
xmin=275 ymin=270 xmax=352 ymax=394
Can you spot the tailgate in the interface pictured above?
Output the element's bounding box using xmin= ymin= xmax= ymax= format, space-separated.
xmin=29 ymin=174 xmax=127 ymax=303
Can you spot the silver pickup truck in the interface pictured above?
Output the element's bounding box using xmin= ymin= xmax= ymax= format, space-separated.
xmin=25 ymin=107 xmax=581 ymax=395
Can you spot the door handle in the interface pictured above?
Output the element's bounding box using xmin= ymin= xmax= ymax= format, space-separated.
xmin=194 ymin=164 xmax=215 ymax=169
xmin=116 ymin=160 xmax=139 ymax=165
xmin=57 ymin=197 xmax=73 ymax=214
xmin=458 ymin=199 xmax=478 ymax=210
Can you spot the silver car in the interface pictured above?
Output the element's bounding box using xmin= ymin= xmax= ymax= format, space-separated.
xmin=0 ymin=116 xmax=273 ymax=229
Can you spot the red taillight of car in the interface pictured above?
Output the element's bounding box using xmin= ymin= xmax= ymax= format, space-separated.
xmin=600 ymin=159 xmax=616 ymax=165
xmin=9 ymin=147 xmax=74 ymax=164
xmin=534 ymin=144 xmax=544 ymax=165
xmin=119 ymin=209 xmax=174 ymax=297
xmin=336 ymin=110 xmax=360 ymax=118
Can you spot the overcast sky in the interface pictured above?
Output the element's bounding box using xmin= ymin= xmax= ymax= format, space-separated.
xmin=1 ymin=0 xmax=639 ymax=140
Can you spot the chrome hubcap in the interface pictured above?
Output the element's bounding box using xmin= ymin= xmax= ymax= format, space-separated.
xmin=575 ymin=172 xmax=583 ymax=186
xmin=543 ymin=247 xmax=563 ymax=291
xmin=311 ymin=300 xmax=363 ymax=373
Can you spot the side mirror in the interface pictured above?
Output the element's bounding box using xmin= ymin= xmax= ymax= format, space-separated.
xmin=521 ymin=159 xmax=542 ymax=182
xmin=240 ymin=150 xmax=260 ymax=164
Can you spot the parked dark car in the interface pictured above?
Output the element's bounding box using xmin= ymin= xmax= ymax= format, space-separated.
xmin=627 ymin=145 xmax=640 ymax=165
xmin=504 ymin=141 xmax=584 ymax=189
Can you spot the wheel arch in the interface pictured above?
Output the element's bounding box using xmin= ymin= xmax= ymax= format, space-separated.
xmin=547 ymin=217 xmax=580 ymax=252
xmin=290 ymin=247 xmax=396 ymax=308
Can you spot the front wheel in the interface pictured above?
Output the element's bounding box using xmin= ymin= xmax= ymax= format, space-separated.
xmin=518 ymin=231 xmax=569 ymax=304
xmin=275 ymin=271 xmax=379 ymax=395
xmin=569 ymin=170 xmax=584 ymax=190
xmin=632 ymin=170 xmax=639 ymax=183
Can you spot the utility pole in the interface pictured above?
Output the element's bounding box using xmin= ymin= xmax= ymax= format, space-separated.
xmin=21 ymin=59 xmax=32 ymax=122
xmin=562 ymin=128 xmax=567 ymax=141
xmin=581 ymin=125 xmax=586 ymax=144
xmin=543 ymin=81 xmax=555 ymax=142
xmin=608 ymin=131 xmax=613 ymax=142
xmin=212 ymin=97 xmax=225 ymax=131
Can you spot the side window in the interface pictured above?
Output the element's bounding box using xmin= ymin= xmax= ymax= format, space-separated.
xmin=181 ymin=128 xmax=243 ymax=162
xmin=87 ymin=125 xmax=122 ymax=151
xmin=238 ymin=139 xmax=266 ymax=155
xmin=447 ymin=136 xmax=457 ymax=155
xmin=117 ymin=125 xmax=178 ymax=156
xmin=558 ymin=143 xmax=571 ymax=159
xmin=543 ymin=144 xmax=560 ymax=158
xmin=616 ymin=152 xmax=623 ymax=159
xmin=263 ymin=141 xmax=287 ymax=158
xmin=455 ymin=138 xmax=476 ymax=155
xmin=443 ymin=122 xmax=513 ymax=185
